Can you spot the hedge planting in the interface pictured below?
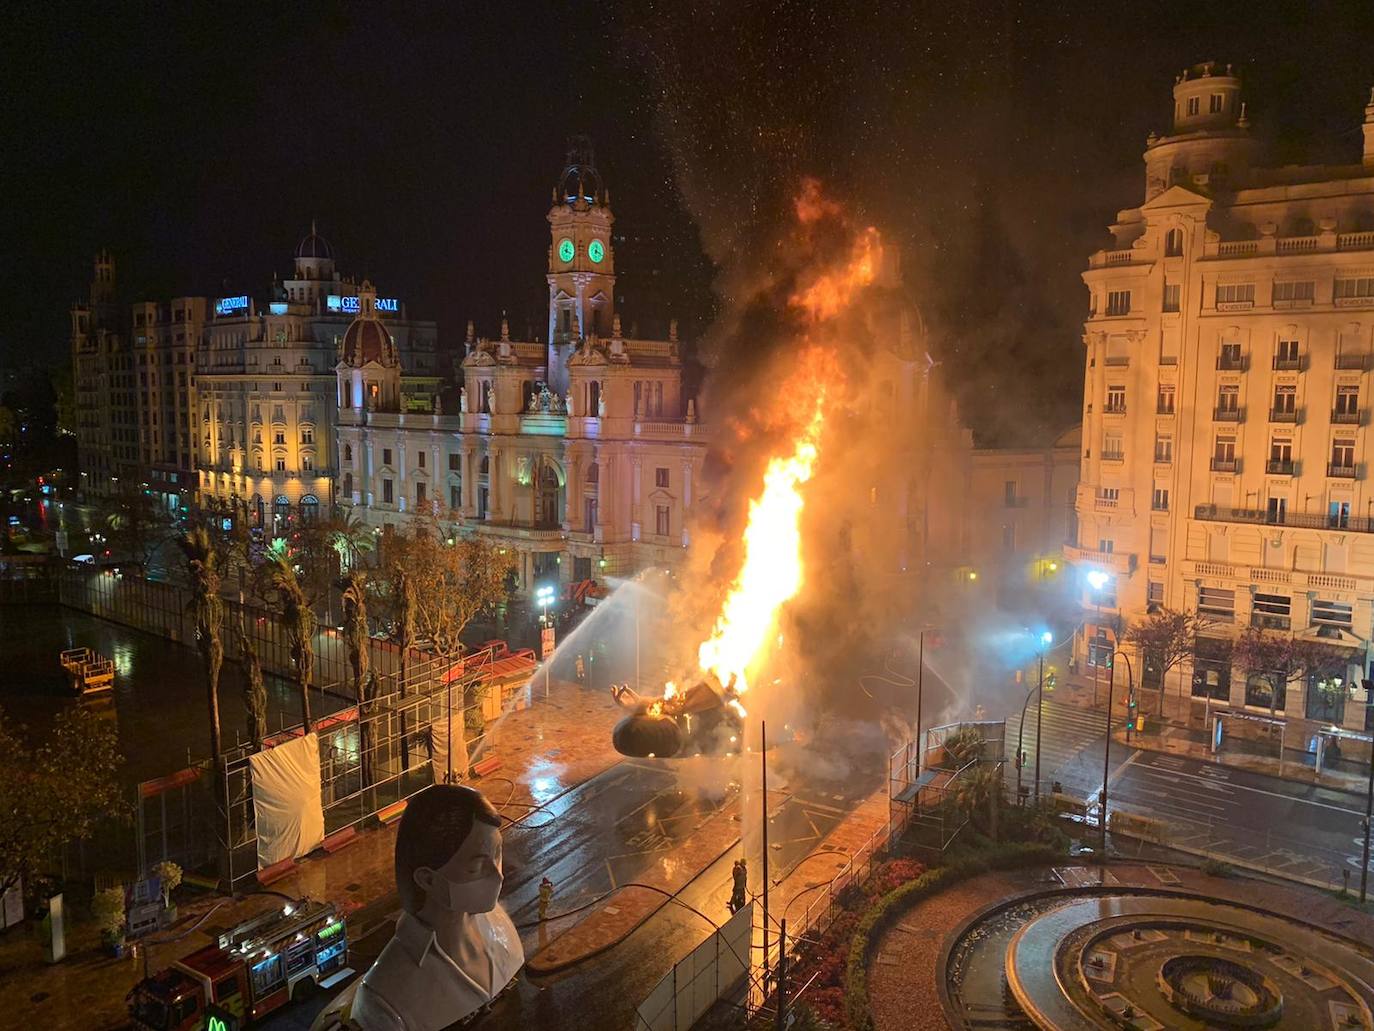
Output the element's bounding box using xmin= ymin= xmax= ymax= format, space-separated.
xmin=843 ymin=841 xmax=1065 ymax=1031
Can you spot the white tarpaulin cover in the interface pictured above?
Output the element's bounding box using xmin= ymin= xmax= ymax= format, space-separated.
xmin=429 ymin=713 xmax=469 ymax=784
xmin=249 ymin=732 xmax=325 ymax=868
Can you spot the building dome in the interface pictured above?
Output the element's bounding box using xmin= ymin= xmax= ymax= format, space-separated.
xmin=340 ymin=282 xmax=397 ymax=367
xmin=297 ymin=221 xmax=333 ymax=260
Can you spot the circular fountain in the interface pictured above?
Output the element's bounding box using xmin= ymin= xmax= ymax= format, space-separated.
xmin=943 ymin=888 xmax=1374 ymax=1030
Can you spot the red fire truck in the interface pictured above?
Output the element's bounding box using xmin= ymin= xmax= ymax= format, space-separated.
xmin=127 ymin=897 xmax=348 ymax=1030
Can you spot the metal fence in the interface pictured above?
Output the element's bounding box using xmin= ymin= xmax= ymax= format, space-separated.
xmin=635 ymin=902 xmax=755 ymax=1031
xmin=136 ymin=645 xmax=535 ymax=887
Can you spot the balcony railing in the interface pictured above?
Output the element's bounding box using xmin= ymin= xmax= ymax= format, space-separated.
xmin=1272 ymin=355 xmax=1303 ymax=371
xmin=1332 ymin=409 xmax=1363 ymax=425
xmin=1216 ymin=354 xmax=1247 ymax=371
xmin=1335 ymin=353 xmax=1369 ymax=370
xmin=1268 ymin=408 xmax=1298 ymax=423
xmin=1103 ymin=403 xmax=1127 ymax=415
xmin=1101 ymin=450 xmax=1125 ymax=462
xmin=1156 ymin=405 xmax=1176 ymax=416
xmin=1210 ymin=457 xmax=1239 ymax=472
xmin=1251 ymin=613 xmax=1292 ymax=631
xmin=1193 ymin=504 xmax=1374 ymax=532
xmin=1213 ymin=406 xmax=1243 ymax=422
xmin=1153 ymin=451 xmax=1173 ymax=464
xmin=1328 ymin=462 xmax=1357 ymax=479
xmin=1265 ymin=459 xmax=1295 ymax=475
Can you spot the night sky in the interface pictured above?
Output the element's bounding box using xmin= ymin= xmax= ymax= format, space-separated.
xmin=6 ymin=1 xmax=1374 ymax=443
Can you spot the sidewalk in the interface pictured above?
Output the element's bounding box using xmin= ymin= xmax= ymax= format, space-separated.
xmin=0 ymin=677 xmax=621 ymax=1031
xmin=1053 ymin=672 xmax=1369 ymax=796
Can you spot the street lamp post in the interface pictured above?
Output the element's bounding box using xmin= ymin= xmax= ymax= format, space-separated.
xmin=535 ymin=584 xmax=555 ymax=699
xmin=1086 ymin=569 xmax=1111 ymax=709
xmin=1362 ymin=681 xmax=1373 ymax=903
xmin=916 ymin=628 xmax=925 ymax=777
xmin=1014 ymin=678 xmax=1039 ymax=805
xmin=1034 ymin=630 xmax=1052 ymax=804
xmin=1100 ymin=647 xmax=1135 ymax=857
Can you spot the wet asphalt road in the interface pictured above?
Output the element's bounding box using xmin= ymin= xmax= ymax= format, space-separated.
xmin=264 ymin=742 xmax=880 ymax=1031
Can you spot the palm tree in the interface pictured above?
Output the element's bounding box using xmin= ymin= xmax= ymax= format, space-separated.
xmin=265 ymin=550 xmax=315 ymax=731
xmin=179 ymin=529 xmax=229 ymax=854
xmin=341 ymin=570 xmax=373 ymax=785
xmin=331 ymin=514 xmax=376 ymax=572
xmin=952 ymin=763 xmax=1003 ymax=841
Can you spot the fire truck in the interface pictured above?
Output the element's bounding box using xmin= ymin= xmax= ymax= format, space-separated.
xmin=127 ymin=897 xmax=348 ymax=1031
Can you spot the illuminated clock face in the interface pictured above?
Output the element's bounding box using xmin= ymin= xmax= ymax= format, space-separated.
xmin=558 ymin=238 xmax=575 ymax=263
xmin=588 ymin=239 xmax=605 ymax=264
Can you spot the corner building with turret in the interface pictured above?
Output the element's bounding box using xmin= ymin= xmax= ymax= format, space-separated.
xmin=335 ymin=142 xmax=709 ymax=588
xmin=1070 ymin=63 xmax=1374 ymax=742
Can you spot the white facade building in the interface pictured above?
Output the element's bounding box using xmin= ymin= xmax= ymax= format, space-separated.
xmin=1071 ymin=63 xmax=1374 ymax=735
xmin=196 ymin=227 xmax=437 ymax=529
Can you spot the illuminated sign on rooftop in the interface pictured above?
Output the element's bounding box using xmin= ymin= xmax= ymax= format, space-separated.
xmin=327 ymin=295 xmax=399 ymax=314
xmin=215 ymin=296 xmax=249 ymax=316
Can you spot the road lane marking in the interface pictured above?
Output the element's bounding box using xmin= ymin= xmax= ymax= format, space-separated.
xmin=1136 ymin=788 xmax=1225 ymax=812
xmin=1132 ymin=763 xmax=1362 ymax=815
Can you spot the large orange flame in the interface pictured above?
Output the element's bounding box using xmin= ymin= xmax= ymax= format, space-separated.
xmin=697 ymin=389 xmax=826 ymax=695
xmin=688 ymin=180 xmax=880 ymax=708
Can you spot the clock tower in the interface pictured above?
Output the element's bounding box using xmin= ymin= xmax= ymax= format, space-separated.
xmin=547 ymin=136 xmax=615 ymax=391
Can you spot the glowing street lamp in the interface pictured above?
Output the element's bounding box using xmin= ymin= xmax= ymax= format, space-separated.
xmin=535 ymin=583 xmax=556 ymax=620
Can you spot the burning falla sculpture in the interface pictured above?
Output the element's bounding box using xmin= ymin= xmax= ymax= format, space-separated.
xmin=610 ymin=673 xmax=747 ymax=758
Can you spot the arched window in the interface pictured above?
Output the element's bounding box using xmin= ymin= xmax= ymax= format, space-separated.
xmin=588 ymin=380 xmax=601 ymax=416
xmin=342 ymin=473 xmax=353 ymax=500
xmin=480 ymin=382 xmax=492 ymax=414
xmin=537 ymin=464 xmax=562 ymax=528
xmin=1164 ymin=228 xmax=1184 ymax=257
xmin=300 ymin=495 xmax=319 ymax=523
xmin=344 ymin=443 xmax=352 ymax=461
xmin=586 ymin=461 xmax=599 ymax=484
xmin=480 ymin=455 xmax=490 ymax=476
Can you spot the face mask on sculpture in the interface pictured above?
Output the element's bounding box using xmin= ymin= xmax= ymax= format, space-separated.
xmin=414 ymin=821 xmax=505 ymax=915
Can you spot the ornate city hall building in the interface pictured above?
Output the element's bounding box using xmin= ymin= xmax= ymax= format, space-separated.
xmin=335 ymin=146 xmax=709 ymax=587
xmin=1071 ymin=63 xmax=1374 ymax=736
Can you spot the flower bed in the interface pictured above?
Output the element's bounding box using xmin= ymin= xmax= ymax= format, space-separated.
xmin=779 ymin=856 xmax=926 ymax=1029
xmin=843 ymin=841 xmax=1064 ymax=1031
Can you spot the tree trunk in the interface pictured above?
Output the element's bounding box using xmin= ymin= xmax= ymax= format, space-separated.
xmin=298 ymin=665 xmax=312 ymax=732
xmin=203 ymin=636 xmax=230 ymax=888
xmin=204 ymin=637 xmax=224 ymax=771
xmin=241 ymin=633 xmax=268 ymax=752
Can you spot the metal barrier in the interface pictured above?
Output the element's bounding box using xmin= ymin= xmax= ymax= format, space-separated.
xmin=635 ymin=902 xmax=755 ymax=1031
xmin=132 ymin=645 xmax=537 ymax=886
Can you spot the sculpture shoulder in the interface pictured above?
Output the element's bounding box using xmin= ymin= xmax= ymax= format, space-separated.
xmin=350 ymin=975 xmax=411 ymax=1031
